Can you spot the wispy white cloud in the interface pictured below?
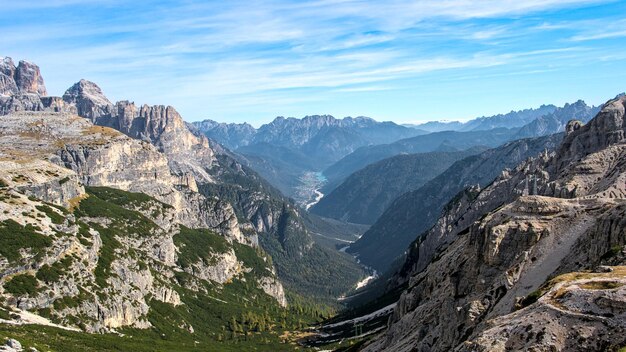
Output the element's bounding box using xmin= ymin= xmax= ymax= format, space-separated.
xmin=0 ymin=0 xmax=622 ymax=122
xmin=571 ymin=29 xmax=626 ymax=42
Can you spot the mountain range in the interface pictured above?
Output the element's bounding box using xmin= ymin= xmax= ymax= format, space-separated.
xmin=192 ymin=115 xmax=425 ymax=201
xmin=321 ymin=101 xmax=598 ymax=195
xmin=0 ymin=55 xmax=625 ymax=352
xmin=404 ymin=104 xmax=557 ymax=132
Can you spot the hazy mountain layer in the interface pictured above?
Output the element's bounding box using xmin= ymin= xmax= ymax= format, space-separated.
xmin=310 ymin=148 xmax=486 ymax=225
xmin=323 ymin=101 xmax=597 ymax=194
xmin=192 ymin=116 xmax=426 ymax=199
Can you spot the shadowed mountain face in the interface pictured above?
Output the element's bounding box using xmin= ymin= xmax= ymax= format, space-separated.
xmin=310 ymin=147 xmax=487 ymax=225
xmin=347 ymin=133 xmax=565 ymax=272
xmin=322 ymin=127 xmax=519 ymax=193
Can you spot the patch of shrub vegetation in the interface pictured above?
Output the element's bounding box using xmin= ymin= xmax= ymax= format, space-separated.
xmin=580 ymin=281 xmax=624 ymax=290
xmin=0 ymin=307 xmax=11 ymax=320
xmin=520 ymin=289 xmax=542 ymax=307
xmin=35 ymin=205 xmax=65 ymax=224
xmin=52 ymin=288 xmax=92 ymax=310
xmin=4 ymin=274 xmax=39 ymax=297
xmin=90 ymin=223 xmax=121 ymax=287
xmin=36 ymin=257 xmax=74 ymax=284
xmin=58 ymin=177 xmax=70 ymax=185
xmin=37 ymin=308 xmax=52 ymax=319
xmin=84 ymin=186 xmax=172 ymax=217
xmin=174 ymin=226 xmax=231 ymax=268
xmin=602 ymin=245 xmax=623 ymax=259
xmin=233 ymin=242 xmax=271 ymax=273
xmin=0 ymin=220 xmax=52 ymax=263
xmin=75 ymin=189 xmax=159 ymax=237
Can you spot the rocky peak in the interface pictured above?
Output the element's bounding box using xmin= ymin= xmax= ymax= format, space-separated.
xmin=556 ymin=95 xmax=626 ymax=171
xmin=0 ymin=57 xmax=15 ymax=77
xmin=565 ymin=119 xmax=583 ymax=135
xmin=62 ymin=79 xmax=113 ymax=120
xmin=138 ymin=104 xmax=186 ymax=138
xmin=15 ymin=60 xmax=47 ymax=96
xmin=0 ymin=57 xmax=47 ymax=96
xmin=0 ymin=57 xmax=18 ymax=96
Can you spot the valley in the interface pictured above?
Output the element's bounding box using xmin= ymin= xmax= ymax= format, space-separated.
xmin=296 ymin=171 xmax=326 ymax=209
xmin=0 ymin=56 xmax=624 ymax=352
xmin=1 ymin=1 xmax=626 ymax=350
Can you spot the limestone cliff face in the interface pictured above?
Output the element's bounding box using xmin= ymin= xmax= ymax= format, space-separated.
xmin=0 ymin=58 xmax=47 ymax=96
xmin=61 ymin=85 xmax=216 ymax=184
xmin=0 ymin=110 xmax=289 ymax=331
xmin=59 ymin=78 xmax=349 ymax=299
xmin=364 ymin=96 xmax=626 ymax=352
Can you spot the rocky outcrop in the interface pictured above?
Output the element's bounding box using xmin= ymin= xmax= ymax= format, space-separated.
xmin=556 ymin=95 xmax=626 ymax=172
xmin=183 ymin=249 xmax=242 ymax=284
xmin=14 ymin=61 xmax=47 ymax=96
xmin=62 ymin=79 xmax=113 ymax=121
xmin=363 ymin=95 xmax=626 ymax=351
xmin=61 ymin=84 xmax=217 ymax=185
xmin=0 ymin=58 xmax=47 ymax=96
xmin=258 ymin=275 xmax=288 ymax=307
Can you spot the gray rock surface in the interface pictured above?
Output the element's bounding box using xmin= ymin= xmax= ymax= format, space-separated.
xmin=14 ymin=61 xmax=47 ymax=96
xmin=62 ymin=79 xmax=113 ymax=120
xmin=0 ymin=110 xmax=289 ymax=331
xmin=362 ymin=95 xmax=626 ymax=352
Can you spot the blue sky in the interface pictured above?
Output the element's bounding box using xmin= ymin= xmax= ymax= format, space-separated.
xmin=1 ymin=0 xmax=626 ymax=125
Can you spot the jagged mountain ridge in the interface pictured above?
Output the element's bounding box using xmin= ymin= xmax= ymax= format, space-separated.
xmin=361 ymin=95 xmax=626 ymax=351
xmin=323 ymin=101 xmax=597 ymax=194
xmin=406 ymin=104 xmax=558 ymax=132
xmin=515 ymin=99 xmax=600 ymax=139
xmin=191 ymin=119 xmax=256 ymax=150
xmin=458 ymin=104 xmax=558 ymax=131
xmin=310 ymin=147 xmax=487 ymax=225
